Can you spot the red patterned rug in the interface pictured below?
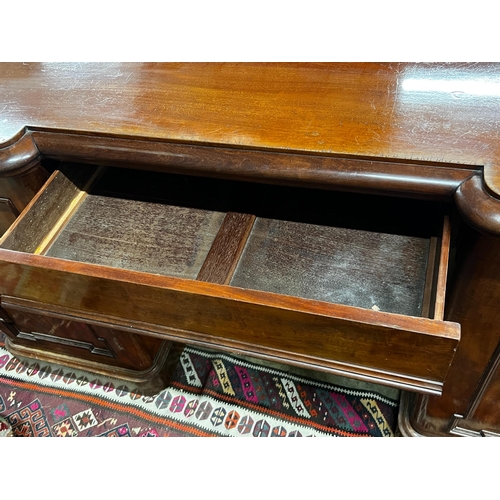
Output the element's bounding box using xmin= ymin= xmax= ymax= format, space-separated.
xmin=0 ymin=333 xmax=399 ymax=437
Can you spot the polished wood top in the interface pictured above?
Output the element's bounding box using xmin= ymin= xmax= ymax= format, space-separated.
xmin=1 ymin=62 xmax=500 ymax=193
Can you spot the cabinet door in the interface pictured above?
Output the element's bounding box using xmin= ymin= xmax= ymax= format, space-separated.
xmin=0 ymin=298 xmax=168 ymax=375
xmin=445 ymin=341 xmax=500 ymax=436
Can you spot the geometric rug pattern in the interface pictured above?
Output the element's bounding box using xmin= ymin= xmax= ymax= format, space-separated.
xmin=0 ymin=333 xmax=399 ymax=436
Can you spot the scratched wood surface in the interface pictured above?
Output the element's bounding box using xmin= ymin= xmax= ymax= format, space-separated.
xmin=231 ymin=217 xmax=430 ymax=317
xmin=45 ymin=193 xmax=225 ymax=279
xmin=1 ymin=63 xmax=499 ymax=194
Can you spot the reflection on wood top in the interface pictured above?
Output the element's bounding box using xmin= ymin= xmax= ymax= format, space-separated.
xmin=1 ymin=62 xmax=500 ymax=192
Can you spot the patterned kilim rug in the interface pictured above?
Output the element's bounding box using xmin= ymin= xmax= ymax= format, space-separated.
xmin=0 ymin=333 xmax=399 ymax=437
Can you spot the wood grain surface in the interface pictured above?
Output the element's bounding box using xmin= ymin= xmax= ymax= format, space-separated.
xmin=231 ymin=217 xmax=430 ymax=316
xmin=0 ymin=163 xmax=49 ymax=214
xmin=2 ymin=63 xmax=500 ymax=430
xmin=0 ymin=247 xmax=460 ymax=393
xmin=0 ymin=63 xmax=499 ymax=193
xmin=0 ymin=169 xmax=86 ymax=253
xmin=45 ymin=193 xmax=225 ymax=279
xmin=411 ymin=228 xmax=500 ymax=432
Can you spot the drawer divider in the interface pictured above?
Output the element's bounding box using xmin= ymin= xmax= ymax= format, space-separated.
xmin=197 ymin=212 xmax=256 ymax=285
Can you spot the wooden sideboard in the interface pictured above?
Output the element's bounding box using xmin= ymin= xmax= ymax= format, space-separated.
xmin=1 ymin=62 xmax=500 ymax=436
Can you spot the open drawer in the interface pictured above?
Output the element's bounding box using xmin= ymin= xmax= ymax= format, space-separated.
xmin=0 ymin=164 xmax=460 ymax=394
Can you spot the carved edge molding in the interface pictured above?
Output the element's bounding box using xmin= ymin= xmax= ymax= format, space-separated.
xmin=454 ymin=173 xmax=500 ymax=236
xmin=0 ymin=130 xmax=41 ymax=176
xmin=3 ymin=128 xmax=500 ymax=235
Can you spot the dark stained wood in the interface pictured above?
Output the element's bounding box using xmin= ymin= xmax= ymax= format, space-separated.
xmin=410 ymin=228 xmax=500 ymax=434
xmin=456 ymin=347 xmax=500 ymax=433
xmin=197 ymin=212 xmax=255 ymax=284
xmin=0 ymin=197 xmax=19 ymax=235
xmin=455 ymin=174 xmax=500 ymax=235
xmin=45 ymin=189 xmax=226 ymax=279
xmin=0 ymin=320 xmax=19 ymax=340
xmin=1 ymin=302 xmax=115 ymax=361
xmin=0 ymin=156 xmax=457 ymax=393
xmin=5 ymin=336 xmax=172 ymax=385
xmin=1 ymin=295 xmax=446 ymax=394
xmin=421 ymin=237 xmax=439 ymax=319
xmin=231 ymin=217 xmax=431 ymax=317
xmin=420 ymin=217 xmax=451 ymax=320
xmin=0 ymin=132 xmax=40 ymax=176
xmin=0 ymin=248 xmax=459 ymax=393
xmin=434 ymin=338 xmax=500 ymax=435
xmin=0 ymin=162 xmax=49 ymax=214
xmin=4 ymin=63 xmax=500 ymax=432
xmin=1 ymin=295 xmax=171 ymax=377
xmin=30 ymin=130 xmax=475 ymax=202
xmin=0 ymin=304 xmax=13 ymax=323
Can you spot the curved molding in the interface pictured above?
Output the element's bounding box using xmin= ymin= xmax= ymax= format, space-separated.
xmin=4 ymin=126 xmax=477 ymax=200
xmin=483 ymin=164 xmax=500 ymax=201
xmin=455 ymin=174 xmax=500 ymax=236
xmin=1 ymin=127 xmax=493 ymax=213
xmin=0 ymin=131 xmax=40 ymax=176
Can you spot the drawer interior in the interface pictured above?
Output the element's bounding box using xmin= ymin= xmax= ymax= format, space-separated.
xmin=0 ymin=162 xmax=459 ymax=393
xmin=230 ymin=217 xmax=430 ymax=317
xmin=0 ymin=163 xmax=448 ymax=319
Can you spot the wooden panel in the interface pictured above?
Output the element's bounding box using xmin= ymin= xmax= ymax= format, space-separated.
xmin=0 ymin=320 xmax=19 ymax=340
xmin=420 ymin=217 xmax=451 ymax=320
xmin=45 ymin=193 xmax=226 ymax=279
xmin=30 ymin=131 xmax=475 ymax=202
xmin=231 ymin=218 xmax=430 ymax=316
xmin=0 ymin=248 xmax=459 ymax=393
xmin=0 ymin=166 xmax=100 ymax=253
xmin=0 ymin=63 xmax=498 ymax=195
xmin=1 ymin=304 xmax=115 ymax=362
xmin=1 ymin=296 xmax=167 ymax=372
xmin=433 ymin=217 xmax=451 ymax=321
xmin=0 ymin=163 xmax=50 ymax=213
xmin=4 ymin=335 xmax=171 ymax=384
xmin=411 ymin=228 xmax=500 ymax=434
xmin=421 ymin=237 xmax=439 ymax=319
xmin=0 ymin=198 xmax=19 ymax=235
xmin=0 ymin=305 xmax=13 ymax=323
xmin=460 ymin=362 xmax=500 ymax=433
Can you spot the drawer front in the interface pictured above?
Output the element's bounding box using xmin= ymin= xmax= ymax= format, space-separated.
xmin=0 ymin=249 xmax=460 ymax=394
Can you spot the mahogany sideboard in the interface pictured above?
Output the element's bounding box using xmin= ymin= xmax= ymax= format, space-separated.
xmin=0 ymin=62 xmax=499 ymax=437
